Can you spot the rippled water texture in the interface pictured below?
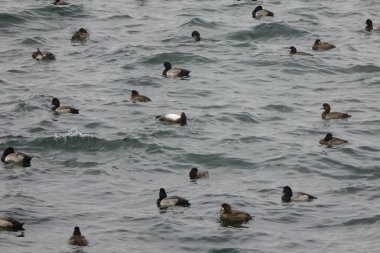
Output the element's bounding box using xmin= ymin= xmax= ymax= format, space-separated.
xmin=1 ymin=0 xmax=380 ymax=252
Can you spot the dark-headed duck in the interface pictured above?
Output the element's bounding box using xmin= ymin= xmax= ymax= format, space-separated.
xmin=191 ymin=31 xmax=218 ymax=42
xmin=156 ymin=188 xmax=190 ymax=208
xmin=52 ymin=0 xmax=69 ymax=5
xmin=68 ymin=226 xmax=88 ymax=246
xmin=1 ymin=147 xmax=32 ymax=166
xmin=163 ymin=62 xmax=190 ymax=77
xmin=321 ymin=103 xmax=351 ymax=120
xmin=252 ymin=6 xmax=274 ymax=18
xmin=51 ymin=98 xmax=79 ymax=114
xmin=219 ymin=203 xmax=252 ymax=223
xmin=189 ymin=167 xmax=209 ymax=180
xmin=319 ymin=133 xmax=347 ymax=146
xmin=71 ymin=28 xmax=89 ymax=41
xmin=131 ymin=90 xmax=151 ymax=102
xmin=365 ymin=19 xmax=380 ymax=31
xmin=32 ymin=48 xmax=56 ymax=61
xmin=312 ymin=39 xmax=335 ymax=51
xmin=282 ymin=186 xmax=316 ymax=202
xmin=289 ymin=46 xmax=313 ymax=56
xmin=0 ymin=216 xmax=24 ymax=231
xmin=156 ymin=112 xmax=187 ymax=125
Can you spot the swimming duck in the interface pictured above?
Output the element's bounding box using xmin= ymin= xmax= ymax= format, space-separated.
xmin=219 ymin=203 xmax=252 ymax=223
xmin=32 ymin=48 xmax=56 ymax=61
xmin=163 ymin=62 xmax=190 ymax=77
xmin=156 ymin=112 xmax=187 ymax=124
xmin=189 ymin=167 xmax=209 ymax=180
xmin=68 ymin=226 xmax=88 ymax=246
xmin=191 ymin=31 xmax=218 ymax=42
xmin=319 ymin=133 xmax=347 ymax=146
xmin=321 ymin=103 xmax=351 ymax=120
xmin=52 ymin=0 xmax=69 ymax=5
xmin=156 ymin=188 xmax=190 ymax=208
xmin=312 ymin=39 xmax=335 ymax=51
xmin=252 ymin=6 xmax=274 ymax=18
xmin=130 ymin=90 xmax=151 ymax=102
xmin=51 ymin=98 xmax=79 ymax=114
xmin=289 ymin=46 xmax=313 ymax=56
xmin=1 ymin=147 xmax=32 ymax=166
xmin=282 ymin=186 xmax=316 ymax=202
xmin=71 ymin=28 xmax=89 ymax=41
xmin=0 ymin=216 xmax=24 ymax=231
xmin=365 ymin=19 xmax=380 ymax=31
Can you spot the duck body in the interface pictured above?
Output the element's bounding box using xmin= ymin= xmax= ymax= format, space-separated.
xmin=52 ymin=0 xmax=69 ymax=5
xmin=366 ymin=19 xmax=380 ymax=31
xmin=0 ymin=217 xmax=24 ymax=231
xmin=321 ymin=103 xmax=351 ymax=120
xmin=219 ymin=203 xmax=252 ymax=224
xmin=131 ymin=90 xmax=151 ymax=102
xmin=289 ymin=46 xmax=313 ymax=56
xmin=282 ymin=186 xmax=316 ymax=202
xmin=163 ymin=62 xmax=190 ymax=77
xmin=32 ymin=48 xmax=56 ymax=61
xmin=189 ymin=167 xmax=209 ymax=180
xmin=71 ymin=28 xmax=89 ymax=41
xmin=1 ymin=147 xmax=32 ymax=166
xmin=68 ymin=226 xmax=88 ymax=246
xmin=252 ymin=6 xmax=274 ymax=18
xmin=156 ymin=112 xmax=187 ymax=124
xmin=312 ymin=39 xmax=335 ymax=51
xmin=156 ymin=188 xmax=190 ymax=208
xmin=51 ymin=98 xmax=79 ymax=114
xmin=191 ymin=31 xmax=218 ymax=42
xmin=319 ymin=133 xmax=347 ymax=146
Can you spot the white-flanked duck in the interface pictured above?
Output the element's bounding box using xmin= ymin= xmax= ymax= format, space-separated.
xmin=51 ymin=98 xmax=79 ymax=114
xmin=163 ymin=62 xmax=190 ymax=78
xmin=156 ymin=188 xmax=190 ymax=208
xmin=1 ymin=147 xmax=32 ymax=166
xmin=282 ymin=186 xmax=317 ymax=202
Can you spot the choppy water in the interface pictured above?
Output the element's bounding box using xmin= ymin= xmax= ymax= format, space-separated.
xmin=1 ymin=0 xmax=380 ymax=252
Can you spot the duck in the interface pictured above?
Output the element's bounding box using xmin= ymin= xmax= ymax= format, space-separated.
xmin=32 ymin=48 xmax=56 ymax=61
xmin=51 ymin=98 xmax=79 ymax=114
xmin=156 ymin=112 xmax=187 ymax=125
xmin=189 ymin=167 xmax=209 ymax=180
xmin=312 ymin=39 xmax=335 ymax=51
xmin=52 ymin=0 xmax=69 ymax=5
xmin=289 ymin=46 xmax=313 ymax=56
xmin=321 ymin=103 xmax=351 ymax=120
xmin=156 ymin=188 xmax=190 ymax=208
xmin=162 ymin=62 xmax=190 ymax=77
xmin=130 ymin=90 xmax=151 ymax=102
xmin=282 ymin=186 xmax=316 ymax=202
xmin=252 ymin=6 xmax=274 ymax=18
xmin=319 ymin=133 xmax=347 ymax=146
xmin=71 ymin=28 xmax=89 ymax=41
xmin=0 ymin=216 xmax=24 ymax=231
xmin=365 ymin=19 xmax=380 ymax=31
xmin=219 ymin=203 xmax=252 ymax=223
xmin=68 ymin=226 xmax=88 ymax=246
xmin=191 ymin=31 xmax=218 ymax=42
xmin=1 ymin=147 xmax=32 ymax=166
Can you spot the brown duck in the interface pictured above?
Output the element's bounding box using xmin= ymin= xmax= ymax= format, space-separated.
xmin=68 ymin=226 xmax=88 ymax=246
xmin=312 ymin=39 xmax=335 ymax=51
xmin=319 ymin=133 xmax=347 ymax=146
xmin=219 ymin=203 xmax=252 ymax=223
xmin=321 ymin=103 xmax=351 ymax=120
xmin=130 ymin=90 xmax=151 ymax=102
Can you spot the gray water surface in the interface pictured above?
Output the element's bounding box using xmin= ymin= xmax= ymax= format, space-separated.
xmin=1 ymin=0 xmax=380 ymax=252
